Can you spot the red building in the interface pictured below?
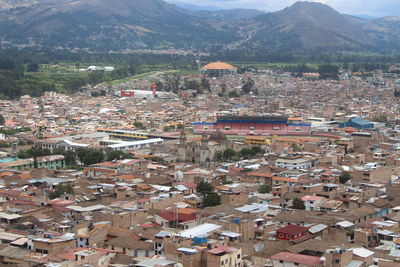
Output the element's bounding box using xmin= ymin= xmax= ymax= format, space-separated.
xmin=119 ymin=90 xmax=134 ymax=97
xmin=276 ymin=224 xmax=308 ymax=241
xmin=194 ymin=116 xmax=311 ymax=136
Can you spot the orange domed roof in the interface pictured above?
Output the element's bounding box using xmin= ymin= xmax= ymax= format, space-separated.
xmin=201 ymin=61 xmax=237 ymax=70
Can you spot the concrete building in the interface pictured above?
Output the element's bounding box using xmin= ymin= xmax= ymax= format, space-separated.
xmin=207 ymin=246 xmax=242 ymax=267
xmin=275 ymin=155 xmax=317 ymax=170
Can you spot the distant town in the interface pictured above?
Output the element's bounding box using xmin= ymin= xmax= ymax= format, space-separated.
xmin=0 ymin=60 xmax=400 ymax=267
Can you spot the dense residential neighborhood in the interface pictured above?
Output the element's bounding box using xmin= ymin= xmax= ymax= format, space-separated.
xmin=0 ymin=61 xmax=400 ymax=267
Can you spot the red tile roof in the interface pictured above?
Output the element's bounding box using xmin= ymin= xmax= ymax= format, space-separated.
xmin=208 ymin=246 xmax=238 ymax=255
xmin=157 ymin=210 xmax=196 ymax=222
xmin=271 ymin=252 xmax=322 ymax=265
xmin=277 ymin=225 xmax=308 ymax=235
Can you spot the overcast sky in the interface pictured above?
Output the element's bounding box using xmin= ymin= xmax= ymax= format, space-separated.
xmin=166 ymin=0 xmax=400 ymax=17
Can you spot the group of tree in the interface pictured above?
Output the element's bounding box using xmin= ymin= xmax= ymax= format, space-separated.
xmin=241 ymin=77 xmax=255 ymax=95
xmin=292 ymin=198 xmax=305 ymax=210
xmin=48 ymin=184 xmax=74 ymax=199
xmin=196 ymin=181 xmax=221 ymax=207
xmin=216 ymin=146 xmax=265 ymax=161
xmin=372 ymin=114 xmax=388 ymax=124
xmin=318 ymin=64 xmax=340 ymax=80
xmin=258 ymin=184 xmax=272 ymax=194
xmin=18 ymin=147 xmax=52 ymax=159
xmin=161 ymin=74 xmax=211 ymax=95
xmin=90 ymin=89 xmax=107 ymax=97
xmin=0 ymin=49 xmax=202 ymax=99
xmin=163 ymin=124 xmax=184 ymax=132
xmin=133 ymin=121 xmax=146 ymax=130
xmin=283 ymin=64 xmax=318 ymax=77
xmin=17 ymin=145 xmax=134 ymax=167
xmin=339 ymin=172 xmax=352 ymax=184
xmin=239 ymin=146 xmax=265 ymax=159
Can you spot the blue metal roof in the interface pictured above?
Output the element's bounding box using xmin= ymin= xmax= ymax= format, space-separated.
xmin=349 ymin=118 xmax=373 ymax=126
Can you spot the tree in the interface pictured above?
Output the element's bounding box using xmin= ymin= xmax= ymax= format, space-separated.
xmin=372 ymin=114 xmax=388 ymax=123
xmin=223 ymin=148 xmax=236 ymax=160
xmin=196 ymin=181 xmax=214 ymax=195
xmin=240 ymin=148 xmax=253 ymax=158
xmin=18 ymin=147 xmax=52 ymax=159
xmin=201 ymin=76 xmax=211 ymax=92
xmin=48 ymin=184 xmax=74 ymax=199
xmin=184 ymin=79 xmax=200 ymax=90
xmin=228 ymin=90 xmax=239 ymax=97
xmin=339 ymin=172 xmax=352 ymax=184
xmin=241 ymin=78 xmax=255 ymax=94
xmin=215 ymin=151 xmax=223 ymax=162
xmin=203 ymin=194 xmax=221 ymax=207
xmin=75 ymin=148 xmax=105 ymax=166
xmin=91 ymin=91 xmax=100 ymax=97
xmin=251 ymin=146 xmax=265 ymax=155
xmin=220 ymin=83 xmax=227 ymax=95
xmin=0 ymin=114 xmax=4 ymax=125
xmin=293 ymin=198 xmax=305 ymax=210
xmin=133 ymin=121 xmax=145 ymax=129
xmin=53 ymin=148 xmax=77 ymax=166
xmin=106 ymin=150 xmax=130 ymax=161
xmin=258 ymin=184 xmax=271 ymax=194
xmin=82 ymin=150 xmax=104 ymax=165
xmin=99 ymin=89 xmax=107 ymax=96
xmin=318 ymin=64 xmax=339 ymax=80
xmin=27 ymin=63 xmax=39 ymax=72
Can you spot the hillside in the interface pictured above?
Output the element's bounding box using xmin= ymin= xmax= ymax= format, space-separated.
xmin=0 ymin=0 xmax=235 ymax=50
xmin=237 ymin=1 xmax=371 ymax=51
xmin=194 ymin=9 xmax=265 ymax=22
xmin=0 ymin=0 xmax=400 ymax=53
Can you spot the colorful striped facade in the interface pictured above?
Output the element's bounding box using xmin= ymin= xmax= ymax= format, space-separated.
xmin=194 ymin=116 xmax=311 ymax=136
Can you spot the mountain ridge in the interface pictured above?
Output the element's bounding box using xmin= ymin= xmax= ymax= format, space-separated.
xmin=0 ymin=0 xmax=399 ymax=53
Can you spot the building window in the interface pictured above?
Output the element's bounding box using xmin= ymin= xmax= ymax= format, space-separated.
xmin=249 ymin=126 xmax=255 ymax=130
xmin=273 ymin=127 xmax=280 ymax=131
xmin=224 ymin=126 xmax=231 ymax=131
xmin=203 ymin=126 xmax=209 ymax=131
xmin=295 ymin=127 xmax=301 ymax=131
xmin=335 ymin=260 xmax=340 ymax=264
xmin=237 ymin=254 xmax=241 ymax=259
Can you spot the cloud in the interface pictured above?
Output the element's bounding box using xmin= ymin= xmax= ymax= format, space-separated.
xmin=166 ymin=0 xmax=400 ymax=17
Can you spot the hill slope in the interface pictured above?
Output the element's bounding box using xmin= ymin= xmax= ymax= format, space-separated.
xmin=0 ymin=0 xmax=400 ymax=52
xmin=238 ymin=1 xmax=371 ymax=51
xmin=0 ymin=0 xmax=235 ymax=50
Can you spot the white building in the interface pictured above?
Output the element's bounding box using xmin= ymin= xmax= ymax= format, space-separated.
xmin=275 ymin=155 xmax=317 ymax=170
xmin=301 ymin=195 xmax=326 ymax=211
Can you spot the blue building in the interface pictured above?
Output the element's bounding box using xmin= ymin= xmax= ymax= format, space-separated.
xmin=339 ymin=118 xmax=374 ymax=129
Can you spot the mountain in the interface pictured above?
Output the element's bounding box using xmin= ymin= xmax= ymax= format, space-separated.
xmin=0 ymin=0 xmax=400 ymax=53
xmin=194 ymin=9 xmax=265 ymax=22
xmin=167 ymin=1 xmax=220 ymax=11
xmin=237 ymin=1 xmax=372 ymax=52
xmin=0 ymin=0 xmax=235 ymax=50
xmin=0 ymin=0 xmax=38 ymax=11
